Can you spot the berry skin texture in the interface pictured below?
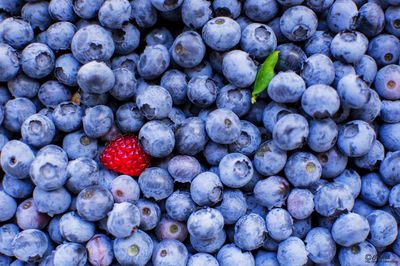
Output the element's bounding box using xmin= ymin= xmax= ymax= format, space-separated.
xmin=100 ymin=135 xmax=151 ymax=176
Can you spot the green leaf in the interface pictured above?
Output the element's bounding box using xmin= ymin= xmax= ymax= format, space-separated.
xmin=251 ymin=50 xmax=280 ymax=104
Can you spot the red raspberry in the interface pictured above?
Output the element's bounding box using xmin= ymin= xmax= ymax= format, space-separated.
xmin=100 ymin=135 xmax=151 ymax=176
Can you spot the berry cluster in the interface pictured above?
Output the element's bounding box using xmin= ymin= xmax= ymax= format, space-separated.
xmin=0 ymin=0 xmax=399 ymax=265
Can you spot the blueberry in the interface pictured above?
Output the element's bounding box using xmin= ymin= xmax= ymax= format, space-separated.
xmin=48 ymin=0 xmax=77 ymax=22
xmin=0 ymin=190 xmax=17 ymax=222
xmin=71 ymin=25 xmax=115 ymax=64
xmin=0 ymin=18 xmax=34 ymax=49
xmin=115 ymin=103 xmax=144 ymax=133
xmin=176 ymin=117 xmax=208 ymax=155
xmin=139 ymin=167 xmax=174 ymax=201
xmin=138 ymin=45 xmax=170 ymax=80
xmin=82 ymin=105 xmax=114 ymax=138
xmin=190 ymin=229 xmax=226 ymax=253
xmin=390 ymin=184 xmax=400 ymax=217
xmin=380 ymin=100 xmax=400 ymax=123
xmin=262 ymin=102 xmax=292 ymax=133
xmin=136 ymin=85 xmax=172 ymax=120
xmin=337 ymin=120 xmax=376 ymax=157
xmin=331 ymin=212 xmax=370 ymax=247
xmin=216 ymin=189 xmax=247 ymax=225
xmin=160 ymin=70 xmax=188 ymax=105
xmin=267 ymin=71 xmax=305 ymax=104
xmin=30 ymin=153 xmax=68 ymax=191
xmin=333 ymin=169 xmax=361 ymax=198
xmin=212 ymin=0 xmax=241 ymax=18
xmin=222 ymin=50 xmax=257 ymax=88
xmin=136 ymin=199 xmax=161 ymax=230
xmin=338 ymin=241 xmax=377 ymax=266
xmin=107 ymin=202 xmax=140 ymax=238
xmin=139 ymin=120 xmax=175 ymax=158
xmin=62 ymin=131 xmax=98 ymax=160
xmin=0 ymin=0 xmax=23 ymax=15
xmin=76 ymin=185 xmax=114 ymax=221
xmin=368 ymin=34 xmax=400 ymax=67
xmin=98 ymin=0 xmax=131 ymax=29
xmin=181 ymin=0 xmax=212 ymax=29
xmin=48 ymin=216 xmax=63 ymax=244
xmin=280 ymin=6 xmax=317 ymax=42
xmin=357 ymin=2 xmax=384 ymax=38
xmin=21 ymin=43 xmax=55 ymax=79
xmin=273 ymin=113 xmax=309 ymax=151
xmin=38 ymin=80 xmax=71 ymax=109
xmin=304 ymin=31 xmax=332 ymax=56
xmin=53 ymin=243 xmax=87 ymax=266
xmin=33 ymin=187 xmax=71 ymax=216
xmin=287 ymin=189 xmax=314 ymax=219
xmin=7 ymin=73 xmax=40 ymax=99
xmin=266 ymin=208 xmax=293 ymax=241
xmin=190 ymin=171 xmax=223 ymax=206
xmin=355 ymin=140 xmax=384 ymax=171
xmin=187 ymin=208 xmax=224 ymax=240
xmin=229 ymin=121 xmax=261 ymax=156
xmin=276 ymin=43 xmax=307 ymax=73
xmin=217 ymin=85 xmax=252 ymax=117
xmin=380 ymin=151 xmax=400 ymax=186
xmin=109 ymin=175 xmax=140 ymax=203
xmin=378 ymin=252 xmax=400 ymax=266
xmin=165 ymin=191 xmax=196 ymax=222
xmin=360 ymin=173 xmax=390 ymax=207
xmin=155 ymin=216 xmax=188 ymax=241
xmin=112 ymin=23 xmax=141 ymax=55
xmin=12 ymin=229 xmax=48 ymax=263
xmin=59 ymin=211 xmax=95 ymax=242
xmin=130 ymin=0 xmax=158 ymax=28
xmin=186 ymin=76 xmax=217 ymax=108
xmin=326 ymin=0 xmax=358 ymax=33
xmin=0 ymin=44 xmax=20 ymax=82
xmin=0 ymin=224 xmax=20 ymax=257
xmin=188 ymin=253 xmax=219 ymax=266
xmin=374 ymin=64 xmax=400 ymax=100
xmin=2 ymin=175 xmax=34 ymax=199
xmin=318 ymin=147 xmax=348 ymax=179
xmin=202 ymin=17 xmax=241 ymax=52
xmin=305 ymin=227 xmax=336 ymax=264
xmin=1 ymin=140 xmax=35 ymax=178
xmin=45 ymin=22 xmax=76 ymax=51
xmin=352 ymin=89 xmax=381 ymax=122
xmin=367 ymin=210 xmax=398 ymax=247
xmin=314 ymin=182 xmax=355 ymax=217
xmin=333 ymin=60 xmax=356 ymax=86
xmin=253 ymin=176 xmax=290 ymax=209
xmin=277 ymin=237 xmax=308 ymax=266
xmin=77 ymin=61 xmax=115 ymax=94
xmin=301 ymin=54 xmax=335 ymax=86
xmin=203 ymin=141 xmax=228 ymax=165
xmin=53 ymin=101 xmax=82 ymax=132
xmin=167 ymin=155 xmax=201 ymax=183
xmin=206 ymin=109 xmax=241 ymax=144
xmin=219 ymin=153 xmax=253 ymax=188
xmin=171 ymin=31 xmax=206 ymax=68
xmin=292 ymin=217 xmax=312 ymax=239
xmin=21 ymin=2 xmax=52 ymax=33
xmin=145 ymin=27 xmax=173 ymax=49
xmin=113 ymin=230 xmax=153 ymax=265
xmin=385 ymin=6 xmax=400 ymax=37
xmin=307 ymin=119 xmax=338 ymax=153
xmin=234 ymin=213 xmax=265 ymax=250
xmin=54 ymin=54 xmax=81 ymax=86
xmin=152 ymin=239 xmax=188 ymax=266
xmin=301 ymin=84 xmax=340 ymax=119
xmin=21 ymin=114 xmax=55 ymax=147
xmin=331 ymin=31 xmax=369 ymax=64
xmin=86 ymin=234 xmax=114 ymax=266
xmin=243 ymin=0 xmax=278 ymax=23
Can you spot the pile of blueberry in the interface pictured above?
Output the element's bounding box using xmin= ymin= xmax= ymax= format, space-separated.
xmin=0 ymin=0 xmax=400 ymax=265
